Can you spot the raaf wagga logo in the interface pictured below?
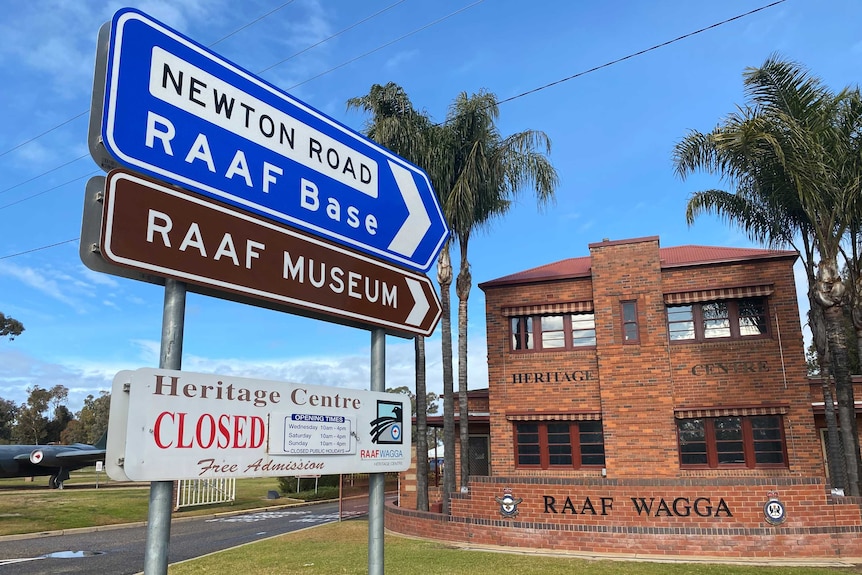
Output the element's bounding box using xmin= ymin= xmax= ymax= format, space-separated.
xmin=361 ymin=400 xmax=404 ymax=460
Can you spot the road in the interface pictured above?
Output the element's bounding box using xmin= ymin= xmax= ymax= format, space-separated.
xmin=0 ymin=499 xmax=368 ymax=574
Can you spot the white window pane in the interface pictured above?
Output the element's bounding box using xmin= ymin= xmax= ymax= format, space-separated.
xmin=542 ymin=332 xmax=565 ymax=348
xmin=704 ymin=319 xmax=730 ymax=338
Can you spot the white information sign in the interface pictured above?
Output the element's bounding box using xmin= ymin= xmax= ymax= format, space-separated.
xmin=280 ymin=414 xmax=353 ymax=455
xmin=106 ymin=368 xmax=411 ymax=481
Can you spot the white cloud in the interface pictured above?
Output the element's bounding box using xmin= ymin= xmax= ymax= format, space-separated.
xmin=385 ymin=49 xmax=418 ymax=70
xmin=283 ymin=0 xmax=332 ymax=48
xmin=578 ymin=220 xmax=595 ymax=233
xmin=0 ymin=329 xmax=489 ymax=417
xmin=12 ymin=140 xmax=56 ymax=164
xmin=81 ymin=267 xmax=120 ymax=288
xmin=0 ymin=347 xmax=116 ymax=410
xmin=0 ymin=261 xmax=82 ymax=310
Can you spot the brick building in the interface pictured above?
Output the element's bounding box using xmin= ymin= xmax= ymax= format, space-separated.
xmin=388 ymin=236 xmax=862 ymax=559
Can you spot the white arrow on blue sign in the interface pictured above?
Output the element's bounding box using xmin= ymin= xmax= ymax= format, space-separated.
xmin=99 ymin=8 xmax=448 ymax=272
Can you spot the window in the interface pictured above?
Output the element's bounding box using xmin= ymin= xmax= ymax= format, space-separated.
xmin=541 ymin=315 xmax=565 ymax=349
xmin=511 ymin=317 xmax=533 ymax=350
xmin=676 ymin=415 xmax=786 ymax=469
xmin=621 ymin=301 xmax=639 ymax=343
xmin=667 ymin=297 xmax=768 ymax=342
xmin=510 ymin=313 xmax=595 ymax=352
xmin=515 ymin=421 xmax=605 ymax=469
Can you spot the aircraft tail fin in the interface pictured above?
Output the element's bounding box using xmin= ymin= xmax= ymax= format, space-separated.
xmin=93 ymin=431 xmax=108 ymax=450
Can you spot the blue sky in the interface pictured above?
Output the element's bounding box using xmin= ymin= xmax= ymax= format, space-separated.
xmin=0 ymin=0 xmax=858 ymax=412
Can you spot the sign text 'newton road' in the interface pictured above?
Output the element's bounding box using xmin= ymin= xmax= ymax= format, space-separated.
xmin=106 ymin=368 xmax=411 ymax=482
xmin=96 ymin=8 xmax=448 ymax=272
xmin=98 ymin=170 xmax=442 ymax=337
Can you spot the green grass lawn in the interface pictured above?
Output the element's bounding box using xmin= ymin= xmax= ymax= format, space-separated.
xmin=0 ymin=469 xmax=297 ymax=536
xmin=3 ymin=471 xmax=859 ymax=574
xmin=167 ymin=520 xmax=860 ymax=575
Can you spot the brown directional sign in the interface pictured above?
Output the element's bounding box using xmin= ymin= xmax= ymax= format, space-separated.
xmin=98 ymin=169 xmax=442 ymax=337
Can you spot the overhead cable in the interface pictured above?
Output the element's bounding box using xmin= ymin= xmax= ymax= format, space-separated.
xmin=0 ymin=0 xmax=787 ymax=260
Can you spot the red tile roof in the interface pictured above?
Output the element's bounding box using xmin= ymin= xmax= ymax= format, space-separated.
xmin=479 ymin=244 xmax=798 ymax=289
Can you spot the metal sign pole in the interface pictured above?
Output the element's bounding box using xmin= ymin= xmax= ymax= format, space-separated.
xmin=144 ymin=278 xmax=186 ymax=575
xmin=368 ymin=328 xmax=385 ymax=574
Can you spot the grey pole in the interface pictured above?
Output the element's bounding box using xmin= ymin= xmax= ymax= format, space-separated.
xmin=144 ymin=278 xmax=186 ymax=575
xmin=368 ymin=328 xmax=385 ymax=575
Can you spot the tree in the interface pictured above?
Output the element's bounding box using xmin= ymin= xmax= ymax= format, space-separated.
xmin=413 ymin=337 xmax=430 ymax=511
xmin=45 ymin=405 xmax=73 ymax=444
xmin=12 ymin=386 xmax=53 ymax=444
xmin=349 ymin=84 xmax=558 ymax=502
xmin=387 ymin=380 xmax=439 ymax=512
xmin=77 ymin=392 xmax=111 ymax=445
xmin=11 ymin=385 xmax=73 ymax=445
xmin=437 ymin=243 xmax=456 ymax=508
xmin=385 ymin=385 xmax=439 ymax=420
xmin=438 ymin=91 xmax=558 ymax=490
xmin=0 ymin=398 xmax=18 ymax=443
xmin=0 ymin=312 xmax=24 ymax=340
xmin=674 ymin=54 xmax=862 ymax=494
xmin=347 ymin=83 xmax=444 ymax=509
xmin=60 ymin=419 xmax=83 ymax=445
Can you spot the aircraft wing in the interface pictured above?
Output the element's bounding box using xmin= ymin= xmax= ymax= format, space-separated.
xmin=56 ymin=448 xmax=106 ymax=463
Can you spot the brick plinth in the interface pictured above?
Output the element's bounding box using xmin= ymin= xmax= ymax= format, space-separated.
xmin=388 ymin=476 xmax=862 ymax=558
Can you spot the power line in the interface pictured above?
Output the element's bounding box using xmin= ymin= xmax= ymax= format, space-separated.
xmin=2 ymin=0 xmax=787 ymax=260
xmin=0 ymin=0 xmax=416 ymax=198
xmin=0 ymin=0 xmax=303 ymax=160
xmin=0 ymin=238 xmax=79 ymax=260
xmin=0 ymin=154 xmax=89 ymax=196
xmin=497 ymin=0 xmax=787 ymax=107
xmin=209 ymin=0 xmax=296 ymax=47
xmin=0 ymin=111 xmax=87 ymax=160
xmin=0 ymin=171 xmax=97 ymax=211
xmin=257 ymin=0 xmax=408 ymax=75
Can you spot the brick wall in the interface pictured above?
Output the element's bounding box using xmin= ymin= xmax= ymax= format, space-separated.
xmin=388 ymin=476 xmax=862 ymax=558
xmin=481 ymin=237 xmax=820 ymax=480
xmin=389 ymin=237 xmax=862 ymax=559
xmin=589 ymin=237 xmax=678 ymax=477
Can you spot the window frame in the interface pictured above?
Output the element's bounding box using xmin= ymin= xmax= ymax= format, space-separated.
xmin=513 ymin=420 xmax=606 ymax=469
xmin=509 ymin=312 xmax=596 ymax=353
xmin=621 ymin=300 xmax=640 ymax=344
xmin=676 ymin=414 xmax=788 ymax=469
xmin=666 ymin=297 xmax=770 ymax=343
xmin=510 ymin=316 xmax=534 ymax=351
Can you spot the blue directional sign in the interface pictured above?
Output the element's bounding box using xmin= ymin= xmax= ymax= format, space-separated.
xmin=99 ymin=8 xmax=448 ymax=272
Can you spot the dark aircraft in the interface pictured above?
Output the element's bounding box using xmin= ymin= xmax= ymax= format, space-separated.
xmin=0 ymin=434 xmax=107 ymax=489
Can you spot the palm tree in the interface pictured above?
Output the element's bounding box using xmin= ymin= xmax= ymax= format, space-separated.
xmin=674 ymin=55 xmax=862 ymax=494
xmin=413 ymin=335 xmax=429 ymax=511
xmin=347 ymin=83 xmax=442 ymax=510
xmin=349 ymin=85 xmax=558 ymax=504
xmin=675 ymin=107 xmax=848 ymax=491
xmin=439 ymin=91 xmax=558 ymax=490
xmin=829 ymin=88 xmax=862 ymax=493
xmin=436 ymin=241 xmax=456 ymax=508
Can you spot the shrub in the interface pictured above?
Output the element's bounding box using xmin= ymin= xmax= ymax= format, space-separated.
xmin=277 ymin=474 xmax=339 ymax=495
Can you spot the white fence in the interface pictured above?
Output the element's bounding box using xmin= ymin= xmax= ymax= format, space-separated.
xmin=175 ymin=478 xmax=236 ymax=509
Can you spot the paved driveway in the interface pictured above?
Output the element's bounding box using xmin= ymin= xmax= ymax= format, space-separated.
xmin=0 ymin=499 xmax=367 ymax=575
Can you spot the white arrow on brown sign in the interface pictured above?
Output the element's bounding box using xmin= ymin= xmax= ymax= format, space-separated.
xmin=98 ymin=169 xmax=442 ymax=337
